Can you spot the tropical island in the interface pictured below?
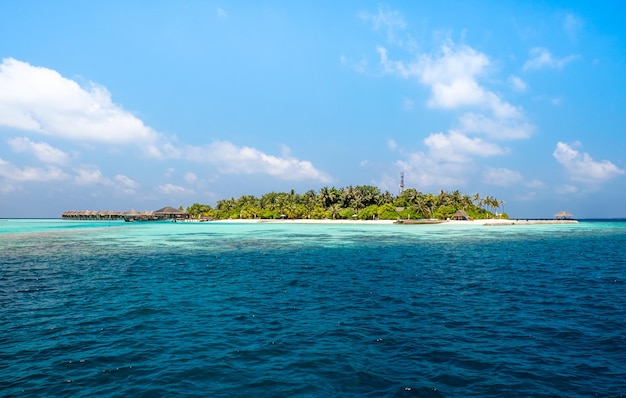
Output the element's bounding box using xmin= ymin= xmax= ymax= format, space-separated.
xmin=62 ymin=186 xmax=578 ymax=224
xmin=185 ymin=186 xmax=506 ymax=221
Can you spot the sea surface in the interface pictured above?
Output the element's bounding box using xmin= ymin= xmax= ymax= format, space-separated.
xmin=1 ymin=219 xmax=625 ymax=397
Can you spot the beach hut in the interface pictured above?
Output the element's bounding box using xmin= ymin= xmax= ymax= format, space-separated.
xmin=154 ymin=206 xmax=188 ymax=220
xmin=451 ymin=209 xmax=471 ymax=220
xmin=554 ymin=211 xmax=574 ymax=220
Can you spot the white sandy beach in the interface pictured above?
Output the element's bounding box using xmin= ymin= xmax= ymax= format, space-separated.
xmin=205 ymin=218 xmax=578 ymax=226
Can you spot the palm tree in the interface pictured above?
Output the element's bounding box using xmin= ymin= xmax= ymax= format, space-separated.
xmin=378 ymin=190 xmax=395 ymax=206
xmin=472 ymin=193 xmax=482 ymax=208
xmin=340 ymin=186 xmax=355 ymax=209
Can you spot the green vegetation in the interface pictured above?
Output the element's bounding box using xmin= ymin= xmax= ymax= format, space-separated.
xmin=186 ymin=186 xmax=507 ymax=221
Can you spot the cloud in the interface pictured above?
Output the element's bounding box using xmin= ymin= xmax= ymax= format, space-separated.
xmin=216 ymin=6 xmax=227 ymax=19
xmin=71 ymin=167 xmax=138 ymax=195
xmin=359 ymin=5 xmax=407 ymax=44
xmin=115 ymin=174 xmax=138 ymax=189
xmin=185 ymin=140 xmax=332 ymax=183
xmin=0 ymin=58 xmax=159 ymax=144
xmin=7 ymin=136 xmax=70 ymax=164
xmin=556 ymin=184 xmax=578 ymax=194
xmin=553 ymin=142 xmax=624 ymax=182
xmin=0 ymin=180 xmax=17 ymax=193
xmin=340 ymin=55 xmax=368 ymax=74
xmin=482 ymin=167 xmax=523 ymax=186
xmin=393 ymin=131 xmax=507 ymax=189
xmin=156 ymin=183 xmax=195 ymax=195
xmin=509 ymin=75 xmax=527 ymax=92
xmin=0 ymin=157 xmax=68 ymax=181
xmin=377 ymin=42 xmax=510 ymax=113
xmin=372 ymin=30 xmax=529 ymax=188
xmin=525 ymin=179 xmax=545 ymax=189
xmin=563 ymin=12 xmax=583 ymax=38
xmin=418 ymin=44 xmax=494 ymax=110
xmin=377 ymin=40 xmax=531 ymax=141
xmin=74 ymin=168 xmax=108 ymax=185
xmin=184 ymin=172 xmax=198 ymax=184
xmin=396 ymin=151 xmax=468 ymax=188
xmin=402 ymin=97 xmax=415 ymax=111
xmin=523 ymin=48 xmax=579 ymax=71
xmin=424 ymin=131 xmax=507 ymax=162
xmin=458 ymin=113 xmax=534 ymax=140
xmin=113 ymin=174 xmax=139 ymax=195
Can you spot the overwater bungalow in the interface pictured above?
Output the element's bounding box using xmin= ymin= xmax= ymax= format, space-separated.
xmin=554 ymin=211 xmax=574 ymax=220
xmin=63 ymin=206 xmax=189 ymax=221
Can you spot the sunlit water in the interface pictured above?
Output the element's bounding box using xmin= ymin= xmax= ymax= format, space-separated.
xmin=1 ymin=219 xmax=625 ymax=397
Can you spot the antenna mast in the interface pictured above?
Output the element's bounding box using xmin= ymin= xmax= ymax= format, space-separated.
xmin=399 ymin=172 xmax=405 ymax=195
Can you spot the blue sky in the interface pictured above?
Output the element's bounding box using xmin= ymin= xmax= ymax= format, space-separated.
xmin=1 ymin=1 xmax=625 ymax=218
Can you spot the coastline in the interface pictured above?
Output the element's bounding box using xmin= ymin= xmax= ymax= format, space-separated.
xmin=201 ymin=218 xmax=579 ymax=226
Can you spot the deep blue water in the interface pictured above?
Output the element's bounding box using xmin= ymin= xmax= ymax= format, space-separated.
xmin=1 ymin=219 xmax=625 ymax=397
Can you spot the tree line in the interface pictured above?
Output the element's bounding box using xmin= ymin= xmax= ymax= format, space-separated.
xmin=185 ymin=186 xmax=507 ymax=221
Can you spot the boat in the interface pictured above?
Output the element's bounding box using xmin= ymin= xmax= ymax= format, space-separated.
xmin=394 ymin=219 xmax=445 ymax=225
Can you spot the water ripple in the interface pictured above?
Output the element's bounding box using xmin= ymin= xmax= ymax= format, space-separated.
xmin=1 ymin=220 xmax=625 ymax=396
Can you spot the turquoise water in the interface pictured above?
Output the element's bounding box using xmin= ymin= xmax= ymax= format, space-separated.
xmin=1 ymin=219 xmax=625 ymax=397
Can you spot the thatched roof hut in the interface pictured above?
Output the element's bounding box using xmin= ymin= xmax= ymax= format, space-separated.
xmin=154 ymin=206 xmax=188 ymax=220
xmin=451 ymin=209 xmax=471 ymax=220
xmin=554 ymin=211 xmax=574 ymax=220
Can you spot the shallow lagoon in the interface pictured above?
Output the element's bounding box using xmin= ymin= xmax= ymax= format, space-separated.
xmin=1 ymin=219 xmax=625 ymax=397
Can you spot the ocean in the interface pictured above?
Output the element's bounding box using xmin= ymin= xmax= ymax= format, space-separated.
xmin=1 ymin=219 xmax=625 ymax=397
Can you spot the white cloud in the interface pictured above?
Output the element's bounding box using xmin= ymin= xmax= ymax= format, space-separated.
xmin=0 ymin=58 xmax=159 ymax=144
xmin=482 ymin=167 xmax=523 ymax=186
xmin=217 ymin=6 xmax=227 ymax=19
xmin=0 ymin=157 xmax=68 ymax=181
xmin=424 ymin=131 xmax=506 ymax=162
xmin=396 ymin=151 xmax=468 ymax=188
xmin=553 ymin=142 xmax=624 ymax=182
xmin=387 ymin=139 xmax=397 ymax=150
xmin=402 ymin=97 xmax=415 ymax=110
xmin=184 ymin=172 xmax=198 ymax=184
xmin=340 ymin=55 xmax=368 ymax=74
xmin=393 ymin=131 xmax=506 ymax=189
xmin=365 ymin=9 xmax=537 ymax=190
xmin=359 ymin=5 xmax=407 ymax=44
xmin=74 ymin=168 xmax=108 ymax=185
xmin=115 ymin=174 xmax=138 ymax=189
xmin=7 ymin=136 xmax=70 ymax=164
xmin=563 ymin=12 xmax=583 ymax=38
xmin=550 ymin=97 xmax=563 ymax=106
xmin=556 ymin=184 xmax=578 ymax=194
xmin=418 ymin=42 xmax=516 ymax=114
xmin=523 ymin=48 xmax=578 ymax=71
xmin=509 ymin=75 xmax=527 ymax=92
xmin=0 ymin=180 xmax=17 ymax=193
xmin=377 ymin=40 xmax=531 ymax=140
xmin=185 ymin=140 xmax=332 ymax=183
xmin=156 ymin=183 xmax=195 ymax=195
xmin=525 ymin=179 xmax=545 ymax=189
xmin=114 ymin=174 xmax=138 ymax=194
xmin=458 ymin=112 xmax=534 ymax=140
xmin=72 ymin=167 xmax=139 ymax=195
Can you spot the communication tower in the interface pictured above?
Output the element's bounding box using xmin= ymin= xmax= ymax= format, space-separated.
xmin=399 ymin=172 xmax=405 ymax=195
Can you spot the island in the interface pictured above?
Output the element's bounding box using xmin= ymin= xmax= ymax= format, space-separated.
xmin=62 ymin=185 xmax=578 ymax=225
